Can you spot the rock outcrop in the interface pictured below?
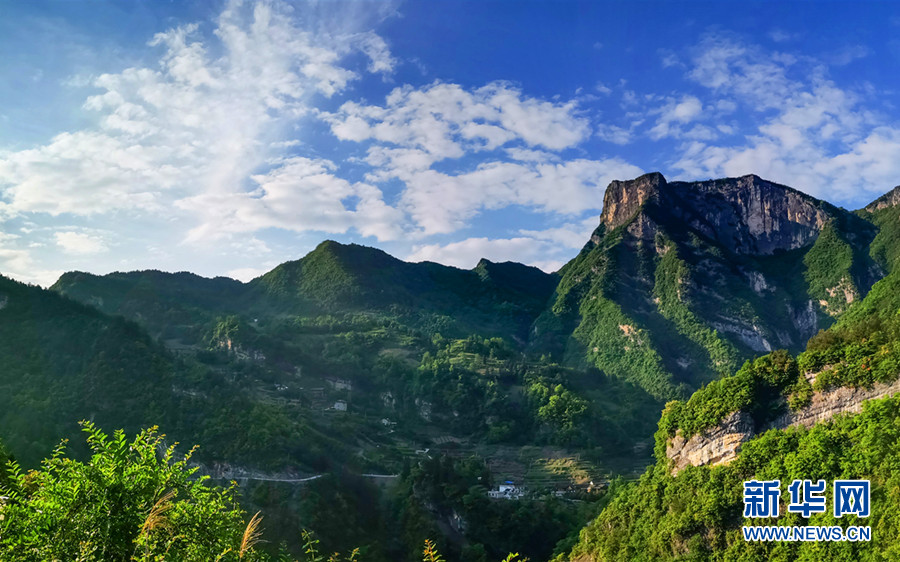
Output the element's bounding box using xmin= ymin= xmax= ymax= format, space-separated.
xmin=666 ymin=372 xmax=900 ymax=474
xmin=667 ymin=410 xmax=755 ymax=474
xmin=600 ymin=172 xmax=667 ymax=231
xmin=769 ymin=375 xmax=900 ymax=430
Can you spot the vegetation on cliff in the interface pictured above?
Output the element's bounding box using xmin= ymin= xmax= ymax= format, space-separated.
xmin=562 ymin=260 xmax=900 ymax=561
xmin=562 ymin=392 xmax=900 ymax=562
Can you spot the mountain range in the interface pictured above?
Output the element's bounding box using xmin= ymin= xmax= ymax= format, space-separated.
xmin=4 ymin=172 xmax=900 ymax=559
xmin=53 ymin=172 xmax=897 ymax=401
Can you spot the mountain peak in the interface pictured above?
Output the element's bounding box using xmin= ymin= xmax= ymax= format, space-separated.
xmin=864 ymin=185 xmax=900 ymax=213
xmin=599 ymin=172 xmax=667 ymax=231
xmin=597 ymin=173 xmax=838 ymax=255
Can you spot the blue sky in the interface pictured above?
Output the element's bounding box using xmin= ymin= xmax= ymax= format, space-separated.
xmin=2 ymin=0 xmax=900 ymax=285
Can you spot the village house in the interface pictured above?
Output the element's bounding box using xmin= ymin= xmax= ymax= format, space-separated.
xmin=488 ymin=481 xmax=525 ymax=500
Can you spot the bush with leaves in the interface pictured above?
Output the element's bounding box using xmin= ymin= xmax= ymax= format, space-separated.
xmin=0 ymin=423 xmax=264 ymax=561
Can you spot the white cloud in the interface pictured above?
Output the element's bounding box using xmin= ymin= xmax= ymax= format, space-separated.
xmin=353 ymin=31 xmax=396 ymax=74
xmin=407 ymin=236 xmax=564 ymax=272
xmin=376 ymin=155 xmax=641 ymax=235
xmin=504 ymin=147 xmax=559 ymax=163
xmin=658 ymin=49 xmax=681 ymax=68
xmin=326 ymin=81 xmax=592 ymax=164
xmin=668 ymin=33 xmax=900 ymax=204
xmin=595 ymin=124 xmax=634 ymax=145
xmin=55 ymin=231 xmax=108 ymax=255
xmin=0 ymin=232 xmax=60 ymax=286
xmin=519 ymin=215 xmax=600 ymax=249
xmin=0 ymin=0 xmax=395 ymax=237
xmin=768 ymin=29 xmax=799 ymax=43
xmin=688 ymin=34 xmax=797 ymax=111
xmin=326 ymin=81 xmax=640 ymax=234
xmin=649 ymin=95 xmax=704 ymax=140
xmin=178 ymin=156 xmax=405 ymax=242
xmin=830 ymin=45 xmax=870 ymax=66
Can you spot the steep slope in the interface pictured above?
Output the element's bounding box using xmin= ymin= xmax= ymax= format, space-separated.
xmin=559 ymin=266 xmax=900 ymax=562
xmin=858 ymin=185 xmax=900 ymax=275
xmin=539 ymin=172 xmax=880 ymax=399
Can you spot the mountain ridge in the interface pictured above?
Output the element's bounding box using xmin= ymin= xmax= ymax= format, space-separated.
xmin=50 ymin=173 xmax=895 ymax=402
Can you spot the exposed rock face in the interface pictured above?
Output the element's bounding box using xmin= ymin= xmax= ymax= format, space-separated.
xmin=599 ymin=172 xmax=667 ymax=231
xmin=666 ymin=175 xmax=832 ymax=255
xmin=710 ymin=319 xmax=772 ymax=353
xmin=865 ymin=185 xmax=900 ymax=213
xmin=667 ymin=411 xmax=755 ymax=475
xmin=769 ymin=376 xmax=900 ymax=430
xmin=599 ymin=173 xmax=834 ymax=255
xmin=666 ymin=373 xmax=900 ymax=474
xmin=788 ymin=300 xmax=818 ymax=341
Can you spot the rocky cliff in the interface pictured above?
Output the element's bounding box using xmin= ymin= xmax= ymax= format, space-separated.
xmin=666 ymin=410 xmax=755 ymax=474
xmin=546 ymin=172 xmax=877 ymax=399
xmin=666 ymin=175 xmax=834 ymax=255
xmin=599 ymin=172 xmax=667 ymax=231
xmin=666 ymin=371 xmax=900 ymax=474
xmin=598 ymin=173 xmax=836 ymax=255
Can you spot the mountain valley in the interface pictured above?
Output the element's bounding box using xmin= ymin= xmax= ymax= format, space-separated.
xmin=5 ymin=172 xmax=900 ymax=560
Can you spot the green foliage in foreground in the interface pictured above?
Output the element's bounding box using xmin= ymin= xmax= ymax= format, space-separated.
xmin=563 ymin=393 xmax=900 ymax=562
xmin=0 ymin=426 xmax=529 ymax=562
xmin=0 ymin=423 xmax=259 ymax=561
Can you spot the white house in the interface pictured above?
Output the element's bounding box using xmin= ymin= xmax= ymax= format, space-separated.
xmin=488 ymin=482 xmax=525 ymax=500
xmin=334 ymin=400 xmax=348 ymax=411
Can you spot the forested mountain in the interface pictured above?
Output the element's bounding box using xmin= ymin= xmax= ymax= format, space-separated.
xmin=540 ymin=173 xmax=881 ymax=399
xmin=54 ymin=173 xmax=888 ymax=404
xmin=558 ymin=187 xmax=900 ymax=561
xmin=55 ymin=240 xmax=559 ymax=342
xmin=0 ymin=273 xmax=362 ymax=471
xmin=7 ymin=173 xmax=900 ymax=560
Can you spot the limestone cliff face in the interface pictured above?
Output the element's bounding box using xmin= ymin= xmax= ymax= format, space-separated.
xmin=667 ymin=410 xmax=755 ymax=475
xmin=666 ymin=373 xmax=900 ymax=474
xmin=599 ymin=172 xmax=667 ymax=231
xmin=769 ymin=375 xmax=900 ymax=430
xmin=599 ymin=173 xmax=835 ymax=255
xmin=674 ymin=175 xmax=833 ymax=254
